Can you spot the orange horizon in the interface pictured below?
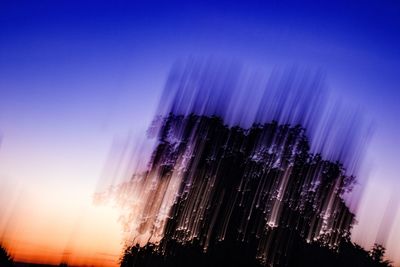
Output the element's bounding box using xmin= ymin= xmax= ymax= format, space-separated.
xmin=2 ymin=234 xmax=121 ymax=267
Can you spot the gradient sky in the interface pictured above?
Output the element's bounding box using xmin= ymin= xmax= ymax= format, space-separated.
xmin=0 ymin=1 xmax=400 ymax=266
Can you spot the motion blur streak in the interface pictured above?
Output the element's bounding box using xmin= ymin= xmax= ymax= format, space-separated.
xmin=99 ymin=61 xmax=373 ymax=266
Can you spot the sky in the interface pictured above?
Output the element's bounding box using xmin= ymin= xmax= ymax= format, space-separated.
xmin=0 ymin=0 xmax=399 ymax=266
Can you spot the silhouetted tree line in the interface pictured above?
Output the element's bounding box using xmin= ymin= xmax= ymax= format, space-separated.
xmin=0 ymin=245 xmax=14 ymax=267
xmin=121 ymin=114 xmax=391 ymax=267
xmin=121 ymin=240 xmax=391 ymax=267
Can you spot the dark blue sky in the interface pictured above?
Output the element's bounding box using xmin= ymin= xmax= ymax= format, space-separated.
xmin=1 ymin=0 xmax=400 ymax=113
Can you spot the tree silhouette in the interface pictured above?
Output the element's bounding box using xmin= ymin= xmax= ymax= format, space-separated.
xmin=369 ymin=243 xmax=392 ymax=266
xmin=370 ymin=244 xmax=385 ymax=262
xmin=0 ymin=245 xmax=14 ymax=267
xmin=118 ymin=114 xmax=389 ymax=267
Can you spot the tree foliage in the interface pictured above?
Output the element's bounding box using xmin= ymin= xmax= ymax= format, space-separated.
xmin=0 ymin=245 xmax=14 ymax=267
xmin=120 ymin=114 xmax=390 ymax=267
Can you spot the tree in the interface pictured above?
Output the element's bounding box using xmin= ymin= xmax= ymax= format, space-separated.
xmin=370 ymin=244 xmax=386 ymax=263
xmin=120 ymin=114 xmax=361 ymax=267
xmin=0 ymin=245 xmax=14 ymax=267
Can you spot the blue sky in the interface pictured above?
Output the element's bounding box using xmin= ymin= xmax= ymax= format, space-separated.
xmin=0 ymin=0 xmax=400 ymax=265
